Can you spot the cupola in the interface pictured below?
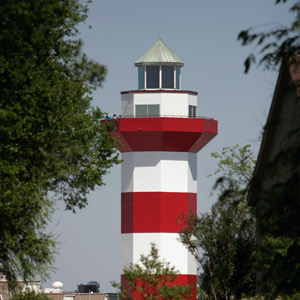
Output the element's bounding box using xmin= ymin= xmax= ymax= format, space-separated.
xmin=135 ymin=39 xmax=184 ymax=90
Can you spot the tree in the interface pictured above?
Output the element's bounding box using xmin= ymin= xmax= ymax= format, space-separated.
xmin=0 ymin=0 xmax=120 ymax=290
xmin=112 ymin=244 xmax=193 ymax=300
xmin=254 ymin=145 xmax=300 ymax=299
xmin=179 ymin=145 xmax=256 ymax=300
xmin=238 ymin=0 xmax=300 ymax=73
xmin=238 ymin=2 xmax=300 ymax=296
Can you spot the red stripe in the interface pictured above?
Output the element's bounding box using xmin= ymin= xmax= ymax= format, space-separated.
xmin=121 ymin=89 xmax=198 ymax=96
xmin=121 ymin=192 xmax=196 ymax=233
xmin=121 ymin=274 xmax=197 ymax=300
xmin=111 ymin=118 xmax=218 ymax=153
xmin=118 ymin=117 xmax=216 ymax=132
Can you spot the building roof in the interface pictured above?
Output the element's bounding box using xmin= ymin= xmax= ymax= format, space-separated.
xmin=135 ymin=39 xmax=184 ymax=67
xmin=0 ymin=279 xmax=42 ymax=300
xmin=46 ymin=293 xmax=107 ymax=300
xmin=248 ymin=56 xmax=300 ymax=205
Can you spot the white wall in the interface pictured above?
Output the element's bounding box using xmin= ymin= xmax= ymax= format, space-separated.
xmin=188 ymin=94 xmax=198 ymax=111
xmin=121 ymin=152 xmax=197 ymax=193
xmin=121 ymin=92 xmax=197 ymax=117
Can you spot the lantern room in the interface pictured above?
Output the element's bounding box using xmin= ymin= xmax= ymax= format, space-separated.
xmin=121 ymin=39 xmax=197 ymax=118
xmin=135 ymin=38 xmax=184 ymax=90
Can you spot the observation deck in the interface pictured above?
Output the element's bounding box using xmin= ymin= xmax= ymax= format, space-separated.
xmin=112 ymin=116 xmax=218 ymax=153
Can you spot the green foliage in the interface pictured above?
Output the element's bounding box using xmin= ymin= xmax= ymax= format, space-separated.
xmin=0 ymin=181 xmax=56 ymax=291
xmin=209 ymin=144 xmax=256 ymax=195
xmin=11 ymin=291 xmax=50 ymax=300
xmin=0 ymin=0 xmax=120 ymax=290
xmin=238 ymin=0 xmax=300 ymax=73
xmin=249 ymin=68 xmax=300 ymax=298
xmin=179 ymin=145 xmax=256 ymax=300
xmin=112 ymin=244 xmax=193 ymax=300
xmin=239 ymin=9 xmax=300 ymax=296
xmin=254 ymin=143 xmax=300 ymax=298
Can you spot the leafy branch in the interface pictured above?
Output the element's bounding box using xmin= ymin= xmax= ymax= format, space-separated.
xmin=238 ymin=0 xmax=300 ymax=73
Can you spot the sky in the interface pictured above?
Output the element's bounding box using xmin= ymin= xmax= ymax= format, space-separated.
xmin=44 ymin=0 xmax=293 ymax=293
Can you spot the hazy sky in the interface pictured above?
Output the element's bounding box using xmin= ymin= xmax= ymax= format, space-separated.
xmin=44 ymin=0 xmax=293 ymax=293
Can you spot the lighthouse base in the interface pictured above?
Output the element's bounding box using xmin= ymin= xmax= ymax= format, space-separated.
xmin=121 ymin=274 xmax=197 ymax=300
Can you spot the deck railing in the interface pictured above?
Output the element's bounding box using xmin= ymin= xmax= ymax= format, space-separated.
xmin=112 ymin=115 xmax=214 ymax=120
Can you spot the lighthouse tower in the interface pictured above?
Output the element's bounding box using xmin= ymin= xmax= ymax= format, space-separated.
xmin=114 ymin=39 xmax=218 ymax=298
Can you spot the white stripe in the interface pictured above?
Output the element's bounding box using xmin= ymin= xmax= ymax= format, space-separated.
xmin=121 ymin=152 xmax=197 ymax=193
xmin=121 ymin=233 xmax=197 ymax=275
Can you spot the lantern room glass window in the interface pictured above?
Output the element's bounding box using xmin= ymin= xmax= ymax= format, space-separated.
xmin=176 ymin=67 xmax=180 ymax=89
xmin=162 ymin=66 xmax=174 ymax=88
xmin=138 ymin=67 xmax=145 ymax=89
xmin=138 ymin=66 xmax=181 ymax=90
xmin=146 ymin=66 xmax=159 ymax=89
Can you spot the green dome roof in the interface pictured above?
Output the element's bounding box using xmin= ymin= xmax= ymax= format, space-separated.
xmin=135 ymin=39 xmax=184 ymax=67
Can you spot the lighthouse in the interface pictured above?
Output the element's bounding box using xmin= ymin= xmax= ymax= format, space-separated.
xmin=114 ymin=39 xmax=218 ymax=298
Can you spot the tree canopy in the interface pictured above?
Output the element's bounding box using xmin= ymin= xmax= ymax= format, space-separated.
xmin=179 ymin=145 xmax=256 ymax=300
xmin=238 ymin=0 xmax=300 ymax=73
xmin=0 ymin=0 xmax=120 ymax=290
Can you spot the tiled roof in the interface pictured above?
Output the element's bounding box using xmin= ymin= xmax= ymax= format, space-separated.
xmin=46 ymin=293 xmax=107 ymax=300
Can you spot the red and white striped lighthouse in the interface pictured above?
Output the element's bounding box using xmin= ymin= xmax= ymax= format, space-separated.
xmin=114 ymin=39 xmax=218 ymax=299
